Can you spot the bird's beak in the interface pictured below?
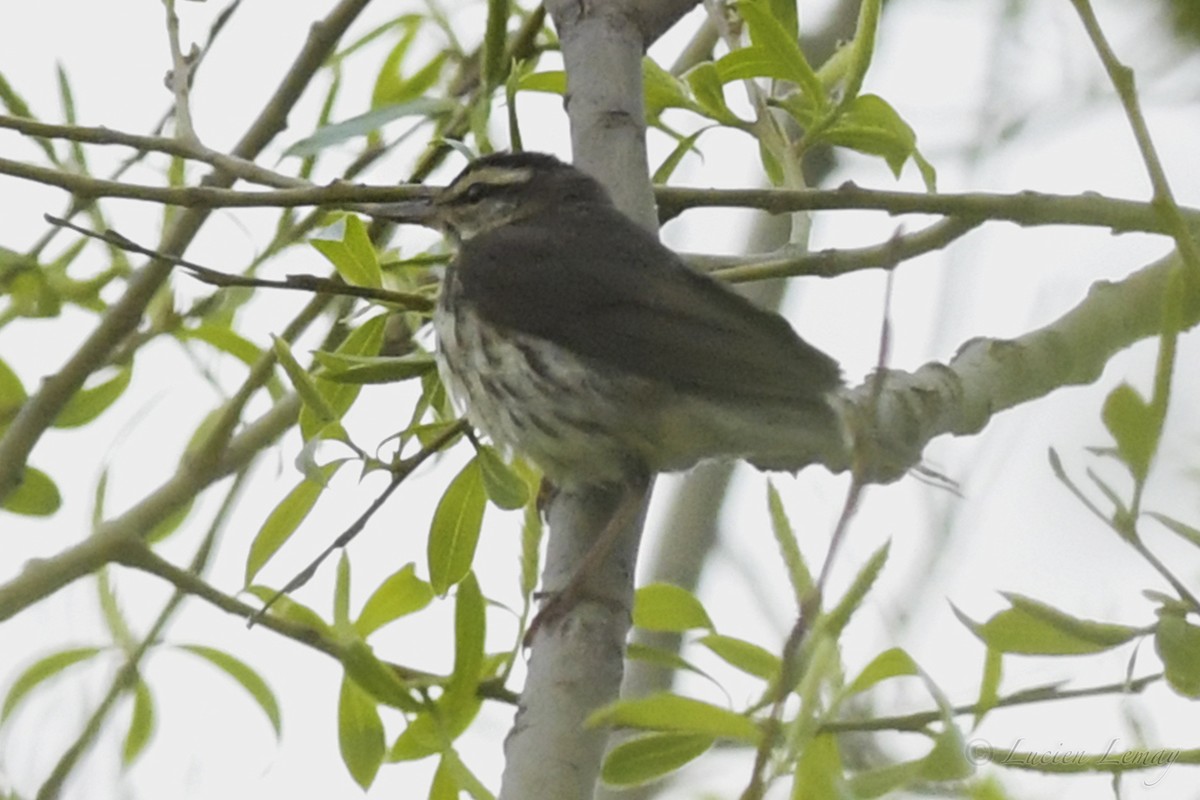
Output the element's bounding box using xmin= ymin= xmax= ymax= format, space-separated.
xmin=363 ymin=196 xmax=441 ymax=229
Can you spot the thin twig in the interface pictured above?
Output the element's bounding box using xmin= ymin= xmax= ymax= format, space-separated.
xmin=819 ymin=671 xmax=1163 ymax=734
xmin=36 ymin=472 xmax=248 ymax=800
xmin=163 ymin=0 xmax=200 ymax=144
xmin=0 ymin=0 xmax=376 ymax=507
xmin=1067 ymin=0 xmax=1200 ymax=280
xmin=706 ymin=216 xmax=983 ymax=281
xmin=6 ymin=150 xmax=1196 ymax=236
xmin=250 ymin=420 xmax=469 ymax=623
xmin=44 ymin=214 xmax=435 ymax=312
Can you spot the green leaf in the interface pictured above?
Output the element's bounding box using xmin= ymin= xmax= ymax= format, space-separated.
xmin=588 ymin=693 xmax=759 ymax=743
xmin=312 ymin=215 xmax=382 ymax=289
xmin=818 ymin=94 xmax=918 ymax=177
xmin=475 ymin=445 xmax=528 ymax=510
xmin=643 ymin=57 xmax=697 ymax=118
xmin=974 ymin=646 xmax=1003 ymax=728
xmin=0 ymin=356 xmax=26 ymax=434
xmin=768 ymin=0 xmax=798 ymax=39
xmin=792 ymin=733 xmax=845 ymax=800
xmin=273 ymin=335 xmax=338 ymax=428
xmin=369 ymin=17 xmax=422 ymax=106
xmin=245 ymin=586 xmax=333 ymax=637
xmin=122 ymin=679 xmax=155 ymax=766
xmin=684 ymin=62 xmax=740 ymax=125
xmin=179 ymin=324 xmax=265 ymax=372
xmin=430 ymin=754 xmax=459 ymax=800
xmin=633 ymin=583 xmax=714 ymax=632
xmin=340 ymin=639 xmax=420 ymax=711
xmin=1155 ymin=610 xmax=1200 ymax=697
xmin=428 ymin=457 xmax=488 ymax=595
xmin=439 ymin=749 xmax=494 ymax=800
xmin=2 ymin=465 xmax=61 ymax=517
xmin=652 ymin=129 xmax=708 ymax=184
xmin=602 ymin=732 xmax=713 ymax=787
xmin=97 ymin=567 xmax=134 ymax=651
xmin=299 ymin=315 xmax=387 ymax=440
xmin=848 ymin=759 xmax=924 ymax=798
xmin=481 ymin=0 xmax=509 ymax=89
xmin=285 ymin=98 xmax=455 ymax=157
xmin=244 ymin=462 xmax=344 ymax=585
xmin=178 ymin=644 xmax=282 ymax=736
xmin=837 ymin=0 xmax=882 ymax=102
xmin=625 ymin=642 xmax=710 ymax=679
xmin=53 ymin=364 xmax=132 ymax=428
xmin=697 ymin=633 xmax=779 ymax=680
xmin=381 ymin=50 xmax=448 ymax=107
xmin=515 ymin=459 xmax=543 ymax=600
xmin=311 ymin=350 xmax=435 ymax=384
xmin=954 ymin=596 xmax=1140 ymax=655
xmin=1147 ymin=511 xmax=1200 ymax=548
xmin=767 ymin=481 xmax=814 ymax=604
xmin=1102 ymin=382 xmax=1157 ymax=481
xmin=716 ymin=47 xmax=804 ymax=84
xmin=446 ymin=572 xmax=486 ymax=705
xmin=2 ymin=647 xmax=102 ymax=721
xmin=389 ymin=712 xmax=447 ymax=762
xmin=354 ymin=563 xmax=434 ymax=637
xmin=338 ymin=675 xmax=386 ymax=789
xmin=334 ymin=551 xmax=353 ymax=630
xmin=517 ymin=71 xmax=566 ymax=94
xmin=736 ymin=0 xmax=824 ymax=104
xmin=824 ymin=541 xmax=890 ymax=639
xmin=144 ymin=497 xmax=194 ymax=545
xmin=919 ymin=723 xmax=972 ymax=781
xmin=845 ymin=647 xmax=919 ymax=696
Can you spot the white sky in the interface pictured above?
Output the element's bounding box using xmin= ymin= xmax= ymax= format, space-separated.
xmin=2 ymin=1 xmax=1200 ymax=799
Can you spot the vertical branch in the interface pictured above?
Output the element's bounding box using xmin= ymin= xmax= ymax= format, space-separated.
xmin=496 ymin=1 xmax=684 ymax=798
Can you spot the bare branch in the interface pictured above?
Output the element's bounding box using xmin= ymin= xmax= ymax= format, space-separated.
xmin=704 ymin=217 xmax=983 ymax=281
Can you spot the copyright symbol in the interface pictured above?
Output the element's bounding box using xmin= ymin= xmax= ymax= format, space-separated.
xmin=965 ymin=738 xmax=992 ymax=765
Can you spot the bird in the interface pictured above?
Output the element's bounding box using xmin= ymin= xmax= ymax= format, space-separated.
xmin=380 ymin=151 xmax=847 ymax=638
xmin=382 ymin=151 xmax=846 ymax=490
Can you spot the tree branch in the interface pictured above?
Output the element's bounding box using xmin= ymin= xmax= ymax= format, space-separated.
xmin=0 ymin=0 xmax=375 ymax=505
xmin=833 ymin=248 xmax=1199 ymax=483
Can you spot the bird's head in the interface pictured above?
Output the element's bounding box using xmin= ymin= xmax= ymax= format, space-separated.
xmin=377 ymin=152 xmax=612 ymax=241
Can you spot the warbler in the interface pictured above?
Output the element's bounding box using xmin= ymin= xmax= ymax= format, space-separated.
xmin=384 ymin=151 xmax=845 ymax=488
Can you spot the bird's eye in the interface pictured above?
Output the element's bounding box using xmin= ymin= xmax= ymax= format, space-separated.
xmin=461 ymin=182 xmax=489 ymax=203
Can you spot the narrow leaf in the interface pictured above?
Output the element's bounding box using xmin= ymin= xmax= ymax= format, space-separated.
xmin=179 ymin=644 xmax=282 ymax=736
xmin=338 ymin=675 xmax=385 ymax=789
xmin=1155 ymin=610 xmax=1200 ymax=697
xmin=767 ymin=481 xmax=814 ymax=604
xmin=588 ymin=693 xmax=759 ymax=743
xmin=954 ymin=596 xmax=1140 ymax=656
xmin=845 ymin=647 xmax=919 ymax=696
xmin=602 ymin=732 xmax=713 ymax=787
xmin=354 ymin=563 xmax=434 ymax=636
xmin=428 ymin=458 xmax=487 ymax=595
xmin=1102 ymin=382 xmax=1156 ymax=480
xmin=697 ymin=633 xmax=779 ymax=680
xmin=476 ymin=445 xmax=528 ymax=510
xmin=121 ymin=679 xmax=155 ymax=766
xmin=285 ymin=98 xmax=455 ymax=157
xmin=633 ymin=583 xmax=714 ymax=633
xmin=2 ymin=647 xmax=102 ymax=721
xmin=244 ymin=462 xmax=343 ymax=585
xmin=2 ymin=466 xmax=61 ymax=517
xmin=53 ymin=364 xmax=132 ymax=428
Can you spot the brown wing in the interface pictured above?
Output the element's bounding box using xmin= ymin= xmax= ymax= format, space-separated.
xmin=454 ymin=203 xmax=841 ymax=407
